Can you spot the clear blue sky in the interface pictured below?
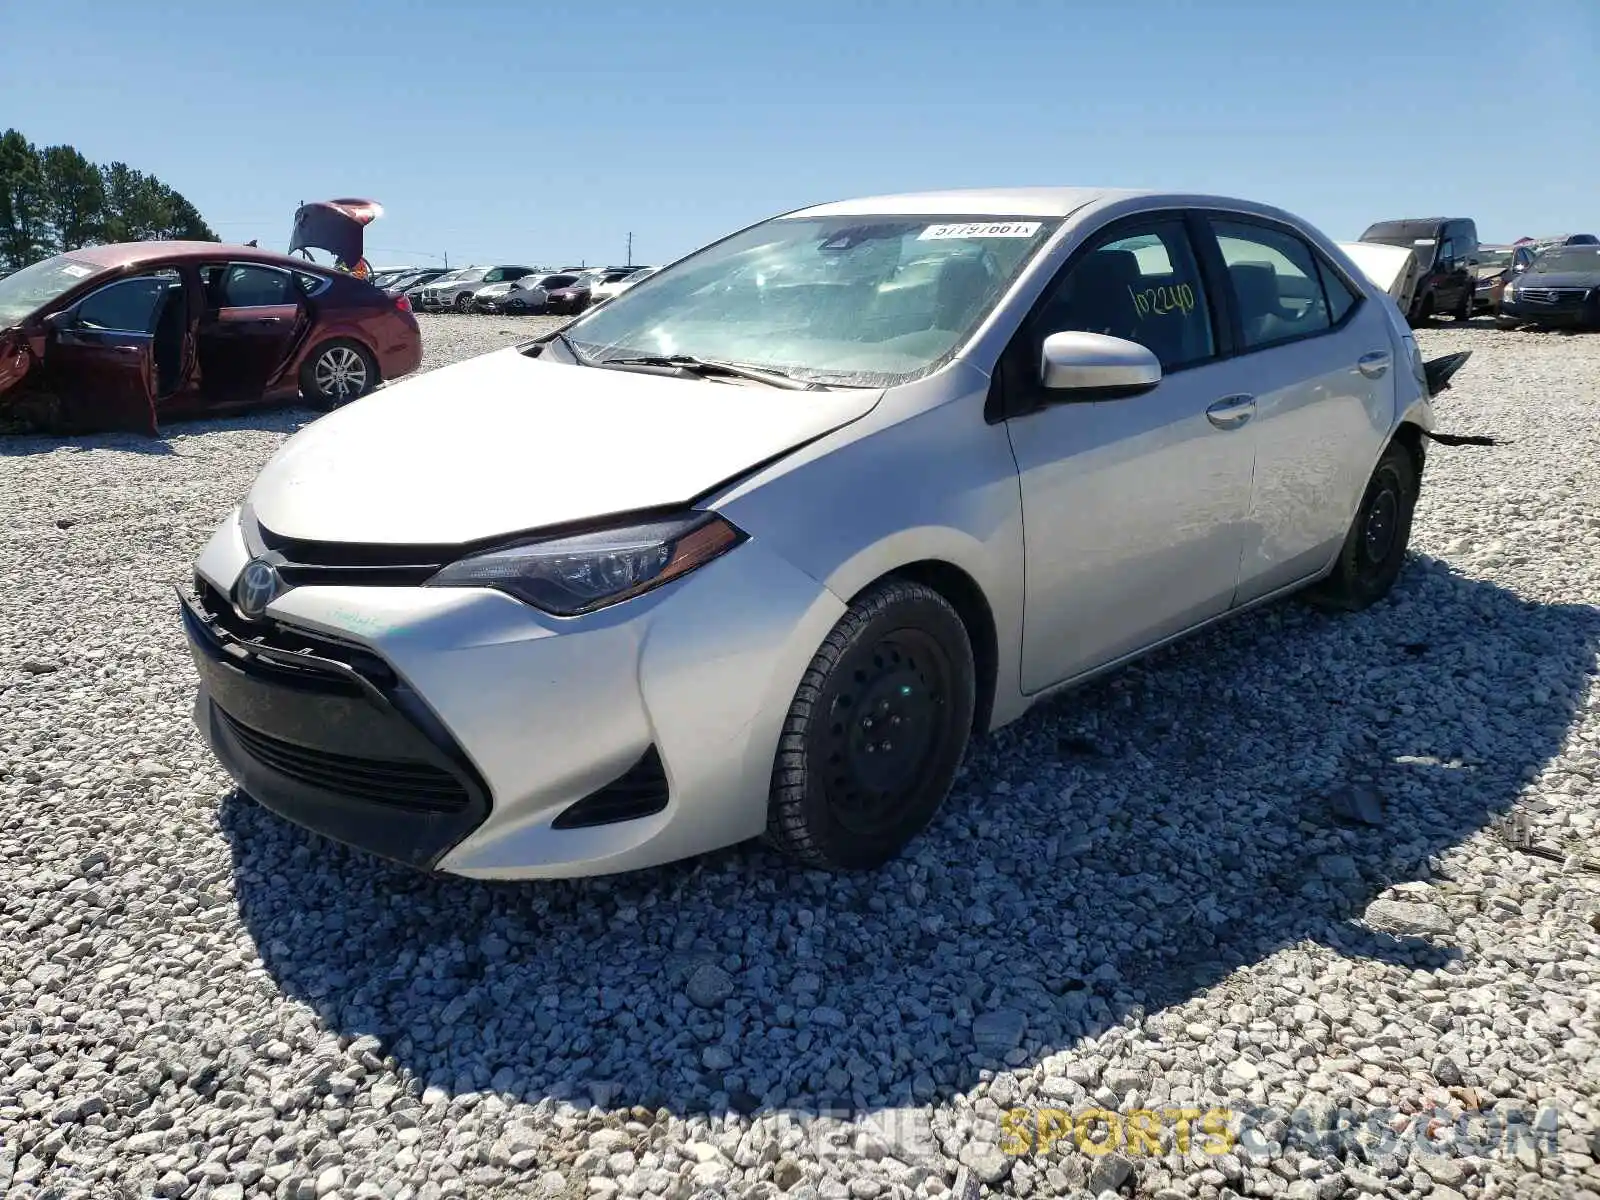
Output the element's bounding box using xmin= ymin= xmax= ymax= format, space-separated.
xmin=5 ymin=0 xmax=1596 ymax=269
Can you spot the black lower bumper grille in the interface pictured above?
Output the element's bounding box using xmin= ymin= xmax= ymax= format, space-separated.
xmin=552 ymin=748 xmax=669 ymax=829
xmin=219 ymin=711 xmax=470 ymax=814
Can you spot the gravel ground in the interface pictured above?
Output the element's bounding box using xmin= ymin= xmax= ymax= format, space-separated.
xmin=1 ymin=314 xmax=1597 ymax=1200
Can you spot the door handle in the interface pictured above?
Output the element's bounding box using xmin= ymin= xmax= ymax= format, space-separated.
xmin=1357 ymin=351 xmax=1391 ymax=378
xmin=1206 ymin=394 xmax=1255 ymax=430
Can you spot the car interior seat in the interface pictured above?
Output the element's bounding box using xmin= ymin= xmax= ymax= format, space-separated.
xmin=931 ymin=255 xmax=995 ymax=331
xmin=1229 ymin=261 xmax=1296 ymax=344
xmin=1045 ymin=248 xmax=1144 ymax=343
xmin=151 ymin=285 xmax=186 ymax=398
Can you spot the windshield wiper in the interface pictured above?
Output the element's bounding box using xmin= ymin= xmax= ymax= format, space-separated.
xmin=597 ymin=353 xmax=823 ymax=391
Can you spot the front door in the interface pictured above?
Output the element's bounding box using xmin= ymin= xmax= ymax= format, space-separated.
xmin=1203 ymin=216 xmax=1394 ymax=603
xmin=44 ymin=272 xmax=176 ymax=434
xmin=196 ymin=262 xmax=306 ymax=404
xmin=1003 ymin=215 xmax=1257 ymax=693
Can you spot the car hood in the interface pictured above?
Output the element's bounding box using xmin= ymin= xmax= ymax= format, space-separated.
xmin=246 ymin=347 xmax=884 ymax=544
xmin=1516 ymin=271 xmax=1600 ymax=288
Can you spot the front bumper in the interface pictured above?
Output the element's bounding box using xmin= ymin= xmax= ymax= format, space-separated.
xmin=1499 ymin=289 xmax=1600 ymax=328
xmin=183 ymin=591 xmax=491 ymax=869
xmin=185 ymin=507 xmax=845 ymax=879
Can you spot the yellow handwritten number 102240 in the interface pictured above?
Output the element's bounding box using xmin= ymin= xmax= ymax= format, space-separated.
xmin=1128 ymin=282 xmax=1196 ymax=318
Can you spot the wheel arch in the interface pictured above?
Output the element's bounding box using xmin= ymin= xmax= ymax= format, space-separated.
xmin=844 ymin=559 xmax=1000 ymax=737
xmin=1390 ymin=419 xmax=1427 ymax=486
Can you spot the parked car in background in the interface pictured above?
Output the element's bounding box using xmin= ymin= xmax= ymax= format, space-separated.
xmin=477 ymin=273 xmax=572 ymax=314
xmin=545 ymin=270 xmax=602 ymax=315
xmin=1470 ymin=244 xmax=1537 ymax=314
xmin=181 ymin=185 xmax=1466 ymax=880
xmin=419 ymin=265 xmax=538 ymax=311
xmin=588 ymin=267 xmax=655 ymax=305
xmin=467 ymin=280 xmax=520 ymax=313
xmin=383 ymin=267 xmax=449 ymax=298
xmin=613 ymin=266 xmax=657 ymax=295
xmin=590 ymin=266 xmax=656 ymax=304
xmin=1359 ymin=217 xmax=1477 ymax=323
xmin=1338 ymin=241 xmax=1420 ymax=318
xmin=1530 ymin=233 xmax=1599 ymax=252
xmin=1498 ymin=243 xmax=1600 ymax=330
xmin=0 ymin=242 xmax=421 ymax=434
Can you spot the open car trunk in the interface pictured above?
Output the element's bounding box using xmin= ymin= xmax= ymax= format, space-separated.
xmin=288 ymin=199 xmax=384 ymax=269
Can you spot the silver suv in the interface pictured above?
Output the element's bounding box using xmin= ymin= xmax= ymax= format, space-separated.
xmin=418 ymin=265 xmax=538 ymax=311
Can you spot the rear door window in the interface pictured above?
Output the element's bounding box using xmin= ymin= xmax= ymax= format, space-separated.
xmin=200 ymin=263 xmax=295 ymax=307
xmin=1208 ymin=219 xmax=1334 ymax=350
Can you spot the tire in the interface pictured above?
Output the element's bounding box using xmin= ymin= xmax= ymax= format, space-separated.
xmin=1410 ymin=293 xmax=1435 ymax=326
xmin=454 ymin=292 xmax=473 ymax=312
xmin=766 ymin=578 xmax=975 ymax=871
xmin=1495 ymin=317 xmax=1520 ymax=331
xmin=299 ymin=339 xmax=378 ymax=409
xmin=1307 ymin=442 xmax=1419 ymax=612
xmin=1454 ymin=286 xmax=1473 ymax=321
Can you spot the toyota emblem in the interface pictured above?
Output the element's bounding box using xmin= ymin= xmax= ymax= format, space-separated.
xmin=235 ymin=558 xmax=283 ymax=620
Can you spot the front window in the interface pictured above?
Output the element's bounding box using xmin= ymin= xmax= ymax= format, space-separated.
xmin=0 ymin=254 xmax=107 ymax=327
xmin=560 ymin=213 xmax=1061 ymax=385
xmin=1529 ymin=246 xmax=1600 ymax=273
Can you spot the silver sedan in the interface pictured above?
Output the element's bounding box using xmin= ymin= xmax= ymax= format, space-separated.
xmin=182 ymin=186 xmax=1448 ymax=879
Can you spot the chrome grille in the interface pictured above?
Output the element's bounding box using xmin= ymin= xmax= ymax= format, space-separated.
xmin=1517 ymin=287 xmax=1588 ymax=305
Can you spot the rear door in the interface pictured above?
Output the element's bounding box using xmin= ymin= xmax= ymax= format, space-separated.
xmin=43 ymin=272 xmax=173 ymax=434
xmin=196 ymin=262 xmax=307 ymax=404
xmin=1200 ymin=214 xmax=1394 ymax=603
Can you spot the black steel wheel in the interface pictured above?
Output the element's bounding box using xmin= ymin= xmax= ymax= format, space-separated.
xmin=767 ymin=577 xmax=975 ymax=870
xmin=1307 ymin=441 xmax=1419 ymax=612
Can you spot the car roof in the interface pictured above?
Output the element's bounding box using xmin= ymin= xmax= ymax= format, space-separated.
xmin=787 ymin=186 xmax=1153 ymax=219
xmin=63 ymin=241 xmax=332 ymax=272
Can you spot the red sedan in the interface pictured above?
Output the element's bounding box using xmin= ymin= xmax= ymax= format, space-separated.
xmin=0 ymin=242 xmax=422 ymax=436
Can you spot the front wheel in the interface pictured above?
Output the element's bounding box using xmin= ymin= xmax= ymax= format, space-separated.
xmin=1306 ymin=442 xmax=1418 ymax=612
xmin=454 ymin=292 xmax=473 ymax=312
xmin=1455 ymin=287 xmax=1474 ymax=321
xmin=766 ymin=578 xmax=975 ymax=871
xmin=300 ymin=340 xmax=377 ymax=409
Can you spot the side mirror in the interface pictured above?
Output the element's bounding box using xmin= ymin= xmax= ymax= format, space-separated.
xmin=40 ymin=309 xmax=73 ymax=332
xmin=1039 ymin=331 xmax=1161 ymax=395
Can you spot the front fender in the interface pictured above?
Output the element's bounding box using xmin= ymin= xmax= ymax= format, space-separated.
xmin=712 ymin=369 xmax=1030 ymax=729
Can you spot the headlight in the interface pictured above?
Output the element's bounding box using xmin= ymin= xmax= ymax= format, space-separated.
xmin=1502 ymin=284 xmax=1515 ymax=302
xmin=423 ymin=513 xmax=746 ymax=615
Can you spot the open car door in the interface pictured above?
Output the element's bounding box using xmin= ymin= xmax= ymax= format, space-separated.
xmin=40 ymin=273 xmax=175 ymax=435
xmin=196 ymin=262 xmax=309 ymax=405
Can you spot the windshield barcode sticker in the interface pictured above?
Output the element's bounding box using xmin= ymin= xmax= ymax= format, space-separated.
xmin=918 ymin=222 xmax=1041 ymax=240
xmin=59 ymin=264 xmax=93 ymax=277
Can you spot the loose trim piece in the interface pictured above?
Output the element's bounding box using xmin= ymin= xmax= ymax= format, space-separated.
xmin=1420 ymin=430 xmax=1500 ymax=447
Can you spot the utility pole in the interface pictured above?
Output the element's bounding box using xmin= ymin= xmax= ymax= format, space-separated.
xmin=626 ymin=232 xmax=633 ymax=266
